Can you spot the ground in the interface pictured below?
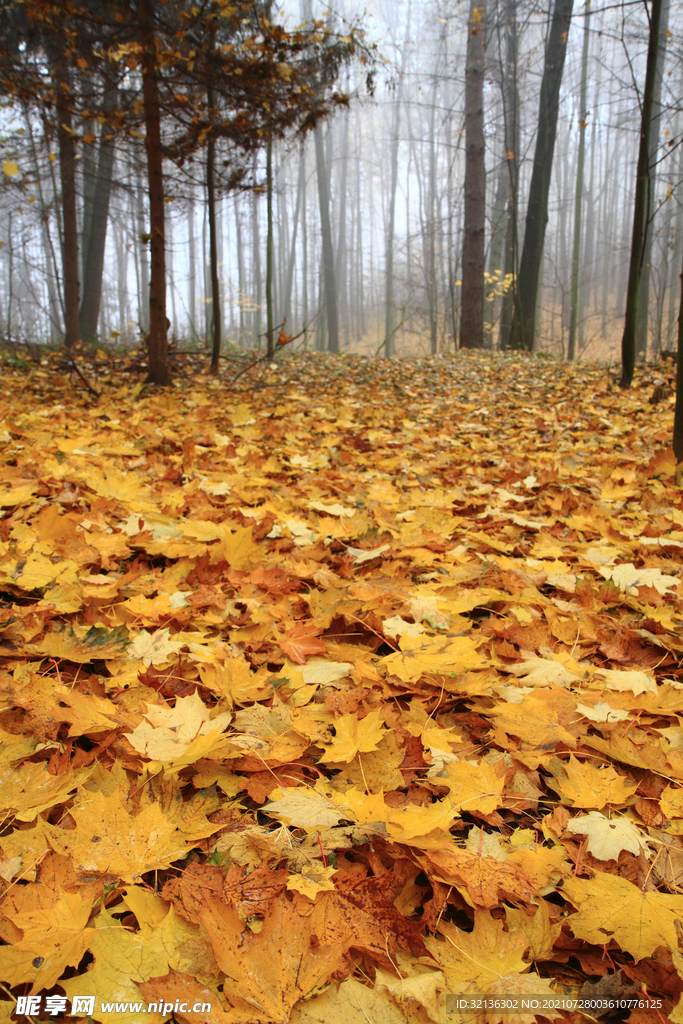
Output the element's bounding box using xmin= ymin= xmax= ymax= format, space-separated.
xmin=0 ymin=347 xmax=681 ymax=1024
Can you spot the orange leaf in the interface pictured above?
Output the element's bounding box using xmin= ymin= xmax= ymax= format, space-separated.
xmin=276 ymin=621 xmax=327 ymax=664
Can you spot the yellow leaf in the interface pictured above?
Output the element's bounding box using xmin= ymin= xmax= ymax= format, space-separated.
xmin=264 ymin=785 xmax=351 ymax=829
xmin=45 ymin=787 xmax=218 ymax=882
xmin=660 ymin=785 xmax=683 ymax=819
xmin=442 ymin=758 xmax=505 ymax=815
xmin=0 ymin=762 xmax=90 ymax=822
xmin=599 ymin=562 xmax=679 ymax=596
xmin=125 ymin=691 xmax=232 ymax=763
xmin=380 ymin=633 xmax=484 ymax=683
xmin=291 ymin=976 xmax=407 ymax=1024
xmin=127 ymin=627 xmax=183 ymax=667
xmin=320 ymin=709 xmax=385 ymax=763
xmin=286 ymin=862 xmax=336 ymax=897
xmin=565 ymin=811 xmax=648 ymax=860
xmin=554 ymin=755 xmax=638 ymax=809
xmin=425 ymin=911 xmax=527 ymax=989
xmin=3 ymin=160 xmax=19 ymax=177
xmin=61 ymin=906 xmax=168 ymax=1024
xmin=563 ymin=873 xmax=683 ymax=960
xmin=505 ymin=901 xmax=563 ymax=961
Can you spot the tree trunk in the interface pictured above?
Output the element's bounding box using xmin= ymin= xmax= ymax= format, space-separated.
xmin=635 ymin=0 xmax=671 ymax=358
xmin=188 ymin=199 xmax=197 ymax=341
xmin=667 ymin=142 xmax=683 ymax=349
xmin=355 ymin=115 xmax=364 ymax=339
xmin=620 ymin=0 xmax=664 ymax=387
xmin=335 ymin=112 xmax=350 ymax=350
xmin=507 ymin=0 xmax=573 ymax=351
xmin=653 ymin=187 xmax=674 ymax=354
xmin=54 ymin=57 xmax=80 ymax=349
xmin=79 ymin=124 xmax=116 ymax=342
xmin=427 ymin=70 xmax=438 ymax=354
xmin=673 ymin=255 xmax=683 ymax=464
xmin=137 ymin=0 xmax=169 ymax=384
xmin=385 ymin=8 xmax=410 ymax=358
xmin=114 ymin=217 xmax=128 ymax=332
xmin=567 ymin=1 xmax=591 ymax=361
xmin=266 ymin=137 xmax=275 ymax=359
xmin=24 ymin=104 xmax=63 ymax=338
xmin=80 ymin=121 xmax=96 ymax=290
xmin=284 ymin=143 xmax=304 ymax=331
xmin=314 ymin=124 xmax=339 ymax=353
xmin=134 ymin=160 xmax=150 ymax=333
xmin=302 ymin=154 xmax=309 ymax=345
xmin=207 ymin=83 xmax=221 ymax=373
xmin=499 ymin=0 xmax=519 ymax=348
xmin=486 ymin=136 xmax=508 ymax=340
xmin=252 ymin=154 xmax=262 ymax=348
xmin=234 ymin=196 xmax=245 ymax=345
xmin=460 ymin=0 xmax=487 ymax=349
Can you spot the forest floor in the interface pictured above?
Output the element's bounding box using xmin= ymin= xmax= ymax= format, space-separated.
xmin=0 ymin=348 xmax=682 ymax=1024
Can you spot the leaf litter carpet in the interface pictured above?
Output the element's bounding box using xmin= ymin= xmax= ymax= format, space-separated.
xmin=0 ymin=350 xmax=682 ymax=1023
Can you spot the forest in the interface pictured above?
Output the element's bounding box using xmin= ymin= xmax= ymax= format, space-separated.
xmin=0 ymin=0 xmax=680 ymax=381
xmin=2 ymin=0 xmax=683 ymax=1021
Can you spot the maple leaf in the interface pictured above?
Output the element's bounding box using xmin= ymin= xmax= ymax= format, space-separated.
xmin=276 ymin=621 xmax=327 ymax=664
xmin=62 ymin=905 xmax=169 ymax=1024
xmin=126 ymin=692 xmax=232 ymax=766
xmin=505 ymin=902 xmax=562 ymax=961
xmin=0 ymin=886 xmax=95 ymax=993
xmin=424 ymin=911 xmax=528 ymax=989
xmin=199 ymin=895 xmax=347 ymax=1022
xmin=563 ymin=874 xmax=683 ymax=961
xmin=290 ymin=976 xmax=407 ymax=1024
xmin=264 ymin=786 xmax=350 ymax=829
xmin=551 ymin=755 xmax=638 ymax=809
xmin=484 ymin=974 xmax=564 ymax=1024
xmin=0 ymin=763 xmax=90 ymax=822
xmin=128 ymin=627 xmax=183 ymax=667
xmin=565 ymin=811 xmax=649 ymax=860
xmin=45 ymin=787 xmax=220 ymax=882
xmin=320 ymin=709 xmax=385 ymax=763
xmin=599 ymin=563 xmax=679 ymax=596
xmin=381 ymin=632 xmax=484 ymax=682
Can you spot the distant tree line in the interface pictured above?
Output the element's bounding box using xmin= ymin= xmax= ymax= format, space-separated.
xmin=0 ymin=0 xmax=680 ymax=394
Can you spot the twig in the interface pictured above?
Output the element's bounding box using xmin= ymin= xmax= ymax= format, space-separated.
xmin=67 ymin=357 xmax=101 ymax=398
xmin=223 ymin=320 xmax=313 ymax=388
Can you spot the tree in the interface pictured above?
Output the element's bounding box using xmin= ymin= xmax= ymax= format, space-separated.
xmin=314 ymin=122 xmax=339 ymax=354
xmin=79 ymin=117 xmax=116 ymax=343
xmin=125 ymin=0 xmax=363 ymax=379
xmin=54 ymin=53 xmax=81 ymax=350
xmin=620 ymin=0 xmax=664 ymax=388
xmin=206 ymin=27 xmax=222 ymax=374
xmin=673 ymin=257 xmax=683 ymax=472
xmin=635 ymin=0 xmax=671 ymax=357
xmin=567 ymin=0 xmax=591 ymax=362
xmin=0 ymin=2 xmax=96 ymax=349
xmin=506 ymin=0 xmax=573 ymax=351
xmin=135 ymin=0 xmax=169 ymax=383
xmin=460 ymin=0 xmax=487 ymax=349
xmin=384 ymin=4 xmax=411 ymax=358
xmin=498 ymin=0 xmax=519 ymax=349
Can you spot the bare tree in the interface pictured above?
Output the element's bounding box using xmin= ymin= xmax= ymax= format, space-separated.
xmin=567 ymin=0 xmax=591 ymax=361
xmin=507 ymin=0 xmax=574 ymax=351
xmin=460 ymin=0 xmax=487 ymax=348
xmin=620 ymin=0 xmax=664 ymax=387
